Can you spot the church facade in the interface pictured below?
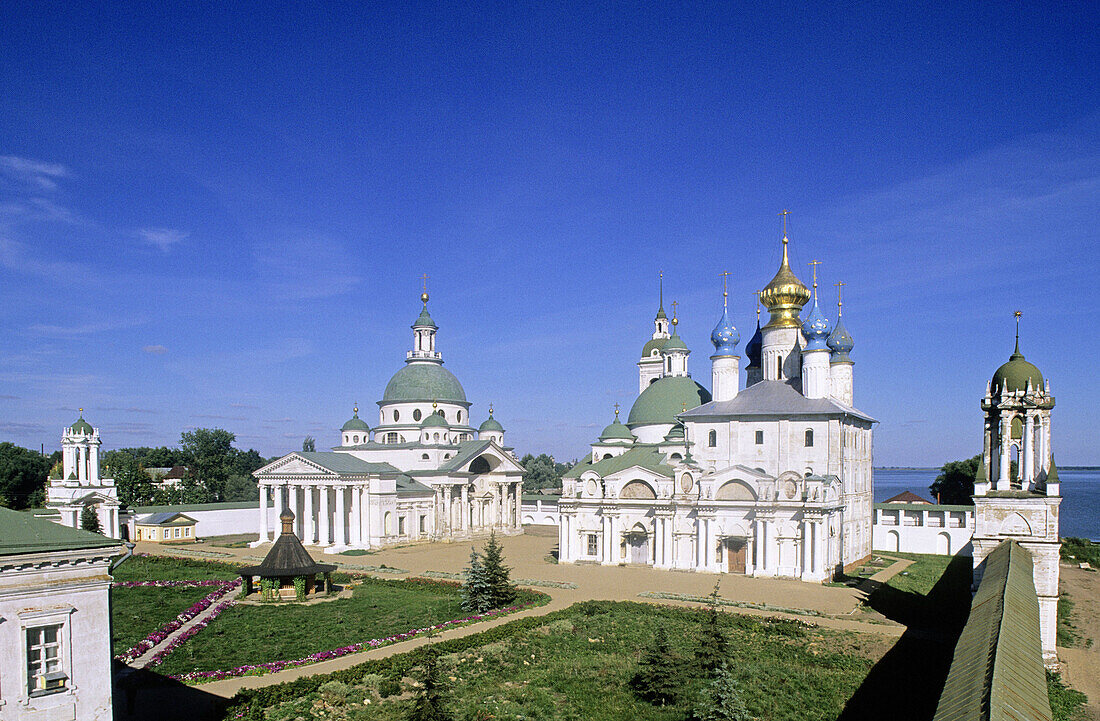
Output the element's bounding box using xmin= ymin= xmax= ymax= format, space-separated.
xmin=253 ymin=292 xmax=524 ymax=553
xmin=560 ymin=235 xmax=875 ymax=581
xmin=45 ymin=413 xmax=122 ymax=539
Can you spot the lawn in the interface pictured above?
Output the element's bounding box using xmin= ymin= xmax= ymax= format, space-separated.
xmin=244 ymin=601 xmax=882 ymax=721
xmin=111 ymin=554 xmax=242 ymax=655
xmin=861 ymin=552 xmax=972 ymax=630
xmin=155 ymin=577 xmax=541 ymax=676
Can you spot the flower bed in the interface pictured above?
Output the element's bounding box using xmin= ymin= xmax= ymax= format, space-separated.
xmin=113 ymin=579 xmax=233 ymax=589
xmin=146 ymin=595 xmax=238 ymax=667
xmin=169 ymin=601 xmax=539 ymax=684
xmin=114 ymin=579 xmax=241 ymax=664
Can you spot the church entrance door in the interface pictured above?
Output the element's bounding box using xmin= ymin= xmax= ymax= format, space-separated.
xmin=628 ymin=531 xmax=649 ymax=564
xmin=726 ymin=538 xmax=747 ymax=573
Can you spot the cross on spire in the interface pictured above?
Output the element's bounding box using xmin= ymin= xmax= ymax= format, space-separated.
xmin=780 ymin=209 xmax=790 ymax=240
xmin=659 ymin=270 xmax=664 ymax=310
xmin=754 ymin=290 xmax=762 ymax=319
xmin=835 ymin=280 xmax=845 ymax=317
xmin=420 ymin=274 xmax=430 ymax=304
xmin=1014 ymin=310 xmax=1022 ymax=353
xmin=720 ymin=271 xmax=731 ymax=309
xmin=671 ymin=300 xmax=679 ymax=325
xmin=613 ymin=402 xmax=620 ymax=418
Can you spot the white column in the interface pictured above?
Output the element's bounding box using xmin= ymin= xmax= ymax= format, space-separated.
xmin=303 ymin=485 xmax=315 ymax=544
xmin=351 ymin=484 xmax=362 ymax=546
xmin=999 ymin=419 xmax=1011 ymax=488
xmin=559 ymin=513 xmax=568 ymax=562
xmin=1020 ymin=413 xmax=1029 ymax=482
xmin=77 ymin=446 xmax=86 ymax=482
xmin=359 ymin=486 xmax=370 ymax=547
xmin=461 ymin=485 xmax=469 ymax=533
xmin=288 ymin=485 xmax=300 ymax=537
xmin=258 ymin=486 xmax=270 ymax=542
xmin=443 ymin=486 xmax=452 ymax=532
xmin=90 ymin=444 xmax=100 ymax=481
xmin=610 ymin=515 xmax=618 ymax=563
xmin=275 ymin=485 xmax=286 ymax=515
xmin=319 ymin=485 xmax=330 ymax=545
xmin=695 ymin=517 xmax=703 ymax=568
xmin=335 ymin=486 xmax=347 ymax=546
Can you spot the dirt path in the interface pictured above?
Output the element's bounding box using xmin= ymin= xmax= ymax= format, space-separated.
xmin=129 ymin=589 xmax=234 ymax=669
xmin=1059 ymin=563 xmax=1100 ymax=721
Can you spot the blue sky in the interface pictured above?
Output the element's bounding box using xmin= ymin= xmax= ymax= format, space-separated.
xmin=1 ymin=2 xmax=1097 ymax=466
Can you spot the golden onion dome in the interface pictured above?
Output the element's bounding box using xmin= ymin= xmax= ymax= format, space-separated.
xmin=759 ymin=237 xmax=811 ymax=329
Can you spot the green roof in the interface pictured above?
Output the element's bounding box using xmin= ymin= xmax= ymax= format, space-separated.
xmin=932 ymin=540 xmax=1052 ymax=721
xmin=598 ymin=418 xmax=634 ymax=442
xmin=421 ymin=413 xmax=450 ymax=428
xmin=295 ymin=452 xmax=401 ymax=475
xmin=564 ymin=445 xmax=676 ymax=479
xmin=991 ymin=346 xmax=1044 ymax=395
xmin=130 ymin=500 xmax=269 ymax=514
xmin=382 ymin=362 xmax=467 ymax=404
xmin=0 ymin=506 xmax=120 ymax=556
xmin=627 ymin=375 xmax=711 ymax=427
xmin=341 ymin=412 xmax=370 ymax=432
xmin=69 ymin=415 xmax=94 ymax=435
xmin=412 ymin=304 xmax=437 ymax=329
xmin=479 ymin=415 xmax=504 ymax=432
xmin=436 ymin=440 xmax=494 ymax=472
xmin=874 ymin=502 xmax=974 ymax=512
xmin=641 ymin=337 xmax=666 ymax=358
xmin=662 ymin=332 xmax=689 ymax=352
xmin=396 ymin=475 xmax=435 ymax=495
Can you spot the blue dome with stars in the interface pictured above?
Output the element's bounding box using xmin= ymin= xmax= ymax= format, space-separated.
xmin=827 ymin=318 xmax=854 ymax=363
xmin=744 ymin=319 xmax=763 ymax=368
xmin=710 ymin=307 xmax=739 ymax=357
xmin=801 ymin=296 xmax=831 ymax=351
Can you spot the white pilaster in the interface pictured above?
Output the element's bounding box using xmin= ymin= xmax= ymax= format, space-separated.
xmin=319 ymin=485 xmax=331 ymax=546
xmin=335 ymin=486 xmax=347 ymax=547
xmin=303 ymin=485 xmax=315 ymax=544
xmin=351 ymin=484 xmax=362 ymax=546
xmin=258 ymin=486 xmax=270 ymax=542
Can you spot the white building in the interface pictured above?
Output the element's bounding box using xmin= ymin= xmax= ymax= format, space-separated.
xmin=560 ymin=234 xmax=875 ymax=581
xmin=253 ymin=292 xmax=525 ymax=553
xmin=45 ymin=413 xmax=121 ymax=539
xmin=970 ymin=321 xmax=1061 ymax=663
xmin=0 ymin=506 xmax=122 ymax=721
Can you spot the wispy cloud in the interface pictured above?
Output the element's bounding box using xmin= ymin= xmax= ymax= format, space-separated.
xmin=92 ymin=406 xmax=159 ymax=414
xmin=138 ymin=227 xmax=188 ymax=252
xmin=29 ymin=317 xmax=146 ymax=337
xmin=0 ymin=237 xmax=85 ymax=278
xmin=253 ymin=234 xmax=359 ymax=299
xmin=0 ymin=155 xmax=70 ymax=191
xmin=143 ymin=345 xmax=168 ymax=354
xmin=191 ymin=413 xmax=247 ymax=421
xmin=230 ymin=402 xmax=260 ymax=409
xmin=0 ymin=394 xmax=19 ymax=400
xmin=0 ymin=420 xmax=48 ymax=434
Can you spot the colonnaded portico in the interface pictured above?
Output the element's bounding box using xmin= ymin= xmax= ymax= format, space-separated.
xmin=252 ymin=290 xmax=525 ymax=552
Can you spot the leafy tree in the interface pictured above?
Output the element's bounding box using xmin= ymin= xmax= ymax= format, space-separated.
xmin=695 ymin=581 xmax=728 ymax=674
xmin=460 ymin=548 xmax=492 ymax=613
xmin=481 ymin=531 xmax=517 ymax=609
xmin=80 ymin=505 xmax=103 ymax=534
xmin=690 ymin=662 xmax=751 ymax=721
xmin=228 ymin=447 xmax=267 ymax=478
xmin=929 ymin=454 xmax=981 ymax=505
xmin=0 ymin=442 xmax=50 ymax=510
xmin=104 ymin=451 xmax=155 ymax=506
xmin=302 ymin=436 xmax=316 ymax=452
xmin=406 ymin=648 xmax=453 ymax=721
xmin=630 ymin=625 xmax=684 ymax=706
xmin=180 ymin=428 xmax=236 ymax=500
xmin=519 ymin=453 xmax=574 ymax=491
xmin=223 ymin=474 xmax=260 ymax=502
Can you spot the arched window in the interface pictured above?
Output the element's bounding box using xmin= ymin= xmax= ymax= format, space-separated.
xmin=413 ymin=409 xmax=422 ymax=422
xmin=708 ymin=430 xmax=717 ymax=447
xmin=436 ymin=409 xmax=444 ymax=418
xmin=434 ymin=432 xmax=440 ymax=441
xmin=457 ymin=411 xmax=462 ymax=423
xmin=603 ymin=453 xmax=612 ymax=460
xmin=394 ymin=409 xmax=400 ymax=422
xmin=421 ymin=453 xmax=429 ymax=460
xmin=385 ymin=432 xmax=398 ymax=444
xmin=670 ymin=453 xmax=682 ymax=461
xmin=777 ymin=356 xmax=783 ymax=378
xmin=805 ymin=429 xmax=814 ymax=447
xmin=353 ymin=435 xmax=359 ymax=444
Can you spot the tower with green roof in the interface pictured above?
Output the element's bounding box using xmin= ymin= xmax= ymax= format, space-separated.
xmin=638 ymin=272 xmax=673 ymax=392
xmin=46 ymin=410 xmax=121 ymax=538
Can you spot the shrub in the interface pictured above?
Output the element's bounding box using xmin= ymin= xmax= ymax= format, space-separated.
xmin=293 ymin=576 xmax=306 ymax=601
xmin=318 ymin=680 xmax=349 ymax=705
xmin=406 ymin=648 xmax=454 ymax=721
xmin=695 ymin=582 xmax=728 ymax=674
xmin=482 ymin=531 xmax=517 ymax=609
xmin=379 ymin=677 xmax=402 ymax=698
xmin=460 ymin=548 xmax=492 ymax=614
xmin=629 ymin=625 xmax=685 ymax=706
xmin=691 ymin=662 xmax=751 ymax=721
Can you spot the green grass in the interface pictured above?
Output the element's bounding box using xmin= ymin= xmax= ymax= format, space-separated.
xmin=255 ymin=602 xmax=878 ymax=721
xmin=881 ymin=552 xmax=956 ymax=595
xmin=1057 ymin=593 xmax=1084 ymax=648
xmin=1048 ymin=671 xmax=1089 ymax=721
xmin=112 ymin=585 xmax=215 ymax=654
xmin=1062 ymin=537 xmax=1100 ymax=567
xmin=854 ymin=552 xmax=972 ymax=630
xmin=155 ymin=577 xmax=540 ymax=676
xmin=112 ymin=554 xmax=240 ymax=583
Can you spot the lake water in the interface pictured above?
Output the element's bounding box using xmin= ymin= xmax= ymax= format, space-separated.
xmin=874 ymin=467 xmax=1100 ymax=541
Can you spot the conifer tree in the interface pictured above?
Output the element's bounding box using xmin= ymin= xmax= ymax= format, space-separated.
xmin=80 ymin=506 xmax=102 ymax=534
xmin=629 ymin=625 xmax=683 ymax=706
xmin=481 ymin=530 xmax=517 ymax=609
xmin=406 ymin=647 xmax=454 ymax=721
xmin=695 ymin=580 xmax=728 ymax=674
xmin=460 ymin=547 xmax=492 ymax=614
xmin=690 ymin=662 xmax=751 ymax=721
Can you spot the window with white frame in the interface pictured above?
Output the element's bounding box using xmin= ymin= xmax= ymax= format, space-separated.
xmin=587 ymin=533 xmax=598 ymax=556
xmin=26 ymin=624 xmax=66 ymax=695
xmin=163 ymin=528 xmax=169 ymax=539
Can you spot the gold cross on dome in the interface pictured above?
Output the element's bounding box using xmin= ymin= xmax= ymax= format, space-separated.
xmin=613 ymin=402 xmax=620 ymax=418
xmin=808 ymin=259 xmax=821 ymax=287
xmin=835 ymin=280 xmax=845 ymax=317
xmin=671 ymin=300 xmax=678 ymax=319
xmin=420 ymin=273 xmax=429 ymax=292
xmin=779 ymin=209 xmax=790 ymax=238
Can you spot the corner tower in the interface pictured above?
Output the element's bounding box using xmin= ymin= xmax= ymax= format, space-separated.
xmin=971 ymin=312 xmax=1060 ymax=663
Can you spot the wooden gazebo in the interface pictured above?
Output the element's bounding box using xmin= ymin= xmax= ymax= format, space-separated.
xmin=239 ymin=507 xmax=336 ymax=600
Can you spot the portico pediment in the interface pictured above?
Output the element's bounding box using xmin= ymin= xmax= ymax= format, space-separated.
xmin=256 ymin=454 xmax=339 ymax=478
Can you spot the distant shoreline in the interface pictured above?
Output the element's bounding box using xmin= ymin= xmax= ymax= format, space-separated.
xmin=875 ymin=466 xmax=1099 ymax=472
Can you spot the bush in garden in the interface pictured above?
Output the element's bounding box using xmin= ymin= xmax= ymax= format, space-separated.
xmin=406 ymin=647 xmax=453 ymax=721
xmin=629 ymin=625 xmax=685 ymax=706
xmin=695 ymin=581 xmax=728 ymax=674
xmin=460 ymin=548 xmax=492 ymax=614
xmin=481 ymin=531 xmax=516 ymax=610
xmin=690 ymin=662 xmax=751 ymax=721
xmin=379 ymin=677 xmax=402 ymax=698
xmin=318 ymin=680 xmax=349 ymax=705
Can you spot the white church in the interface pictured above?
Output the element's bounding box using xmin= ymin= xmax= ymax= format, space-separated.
xmin=44 ymin=412 xmax=122 ymax=539
xmin=559 ymin=234 xmax=875 ymax=581
xmin=252 ymin=291 xmax=525 ymax=552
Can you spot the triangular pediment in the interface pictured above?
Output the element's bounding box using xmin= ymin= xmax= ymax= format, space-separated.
xmin=256 ymin=453 xmax=339 ymax=478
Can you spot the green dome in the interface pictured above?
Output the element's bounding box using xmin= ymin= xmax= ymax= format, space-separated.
xmin=383 ymin=362 xmax=467 ymax=404
xmin=627 ymin=376 xmax=711 ymax=427
xmin=641 ymin=338 xmax=666 ymax=358
xmin=663 ymin=423 xmax=686 ymax=441
xmin=662 ymin=333 xmax=689 ymax=352
xmin=413 ymin=304 xmax=437 ymax=329
xmin=69 ymin=415 xmax=94 ymax=435
xmin=991 ymin=348 xmax=1044 ymax=395
xmin=341 ymin=412 xmax=370 ymax=432
xmin=479 ymin=416 xmax=504 ymax=432
xmin=599 ymin=418 xmax=634 ymax=442
xmin=421 ymin=413 xmax=450 ymax=428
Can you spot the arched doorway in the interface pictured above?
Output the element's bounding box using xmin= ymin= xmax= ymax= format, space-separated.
xmin=626 ymin=524 xmax=649 ymax=564
xmin=724 ymin=538 xmax=747 ymax=573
